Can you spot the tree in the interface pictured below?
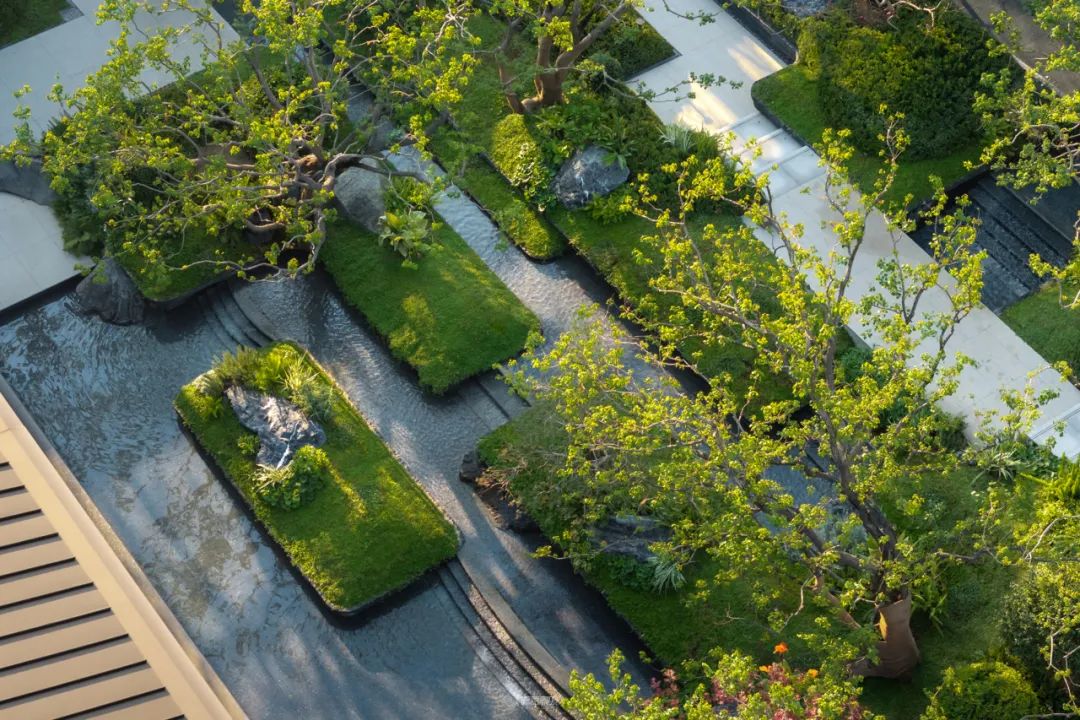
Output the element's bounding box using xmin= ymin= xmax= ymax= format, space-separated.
xmin=563 ymin=648 xmax=878 ymax=719
xmin=510 ymin=125 xmax=1043 ymax=678
xmin=487 ymin=0 xmax=639 ymax=113
xmin=2 ymin=0 xmax=475 ymax=279
xmin=976 ymin=0 xmax=1080 ymax=300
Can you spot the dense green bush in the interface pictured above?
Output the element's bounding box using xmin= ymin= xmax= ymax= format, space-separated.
xmin=490 ymin=113 xmax=555 ymax=208
xmin=255 ymin=445 xmax=332 ymax=510
xmin=589 ymin=12 xmax=675 ymax=79
xmin=800 ymin=10 xmax=1004 ymax=159
xmin=0 ymin=0 xmax=23 ymax=34
xmin=1002 ymin=563 xmax=1080 ymax=708
xmin=920 ymin=661 xmax=1041 ymax=720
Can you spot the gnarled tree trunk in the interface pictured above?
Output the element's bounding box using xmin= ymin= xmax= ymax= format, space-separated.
xmin=852 ymin=594 xmax=920 ymax=679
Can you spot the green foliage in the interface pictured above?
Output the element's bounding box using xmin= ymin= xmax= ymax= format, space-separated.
xmin=801 ymin=10 xmax=1004 ymax=160
xmin=919 ymin=662 xmax=1041 ymax=720
xmin=235 ymin=433 xmax=260 ymax=456
xmin=490 ymin=113 xmax=555 ymax=208
xmin=254 ymin=445 xmax=331 ymax=510
xmin=174 ymin=342 xmax=458 ymax=609
xmin=1002 ymin=282 xmax=1080 ymax=380
xmin=588 ymin=11 xmax=675 ymax=79
xmin=1001 ymin=562 xmax=1080 ymax=709
xmin=3 ymin=0 xmax=476 ymax=287
xmin=320 ymin=218 xmax=539 ymax=394
xmin=1050 ymin=458 xmax=1080 ymax=502
xmin=752 ymin=64 xmax=985 ymax=206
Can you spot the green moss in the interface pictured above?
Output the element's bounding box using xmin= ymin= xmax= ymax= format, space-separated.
xmin=175 ymin=342 xmax=458 ymax=610
xmin=1001 ymin=282 xmax=1080 ymax=378
xmin=752 ymin=65 xmax=983 ymax=208
xmin=115 ymin=226 xmax=253 ymax=302
xmin=320 ymin=218 xmax=539 ymax=394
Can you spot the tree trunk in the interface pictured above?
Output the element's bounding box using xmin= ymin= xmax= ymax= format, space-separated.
xmin=852 ymin=594 xmax=921 ymax=679
xmin=520 ymin=70 xmax=565 ymax=113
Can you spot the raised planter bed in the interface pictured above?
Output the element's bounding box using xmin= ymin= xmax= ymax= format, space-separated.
xmin=175 ymin=341 xmax=459 ymax=618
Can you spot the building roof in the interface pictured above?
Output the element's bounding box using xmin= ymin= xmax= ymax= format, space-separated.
xmin=0 ymin=383 xmax=245 ymax=720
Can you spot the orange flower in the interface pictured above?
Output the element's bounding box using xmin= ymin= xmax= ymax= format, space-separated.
xmin=758 ymin=665 xmax=771 ymax=672
xmin=774 ymin=642 xmax=789 ymax=655
xmin=806 ymin=668 xmax=819 ymax=678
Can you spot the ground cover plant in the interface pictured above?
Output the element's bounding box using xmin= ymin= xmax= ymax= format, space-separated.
xmin=0 ymin=0 xmax=67 ymax=47
xmin=175 ymin=342 xmax=458 ymax=610
xmin=320 ymin=217 xmax=539 ymax=394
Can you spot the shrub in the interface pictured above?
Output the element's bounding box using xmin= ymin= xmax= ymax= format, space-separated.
xmin=589 ymin=12 xmax=675 ymax=79
xmin=1002 ymin=563 xmax=1080 ymax=708
xmin=254 ymin=445 xmax=331 ymax=510
xmin=490 ymin=114 xmax=555 ymax=208
xmin=921 ymin=661 xmax=1041 ymax=720
xmin=0 ymin=0 xmax=24 ymax=30
xmin=802 ymin=10 xmax=1005 ymax=159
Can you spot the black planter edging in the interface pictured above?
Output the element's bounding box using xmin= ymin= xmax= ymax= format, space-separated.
xmin=714 ymin=1 xmax=798 ymax=65
xmin=175 ymin=400 xmax=462 ymax=628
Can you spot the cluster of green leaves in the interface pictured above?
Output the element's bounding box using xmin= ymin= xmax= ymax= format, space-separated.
xmin=919 ymin=662 xmax=1040 ymax=720
xmin=799 ymin=9 xmax=1004 ymax=160
xmin=252 ymin=445 xmax=332 ymax=510
xmin=176 ymin=342 xmax=458 ymax=610
xmin=3 ymin=0 xmax=477 ymax=294
xmin=320 ymin=217 xmax=539 ymax=394
xmin=564 ymin=649 xmax=877 ymax=719
xmin=588 ymin=10 xmax=676 ymax=79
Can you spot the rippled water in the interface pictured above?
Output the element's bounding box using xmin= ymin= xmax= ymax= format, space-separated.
xmin=0 ymin=155 xmax=658 ymax=717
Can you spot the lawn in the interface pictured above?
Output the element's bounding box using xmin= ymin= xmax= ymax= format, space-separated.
xmin=752 ymin=65 xmax=984 ymax=208
xmin=320 ymin=217 xmax=539 ymax=394
xmin=0 ymin=0 xmax=67 ymax=47
xmin=1001 ymin=282 xmax=1080 ymax=380
xmin=175 ymin=342 xmax=458 ymax=611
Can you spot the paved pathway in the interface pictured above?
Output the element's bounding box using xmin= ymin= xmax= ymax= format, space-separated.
xmin=634 ymin=0 xmax=1080 ymax=455
xmin=0 ymin=1 xmax=238 ymax=313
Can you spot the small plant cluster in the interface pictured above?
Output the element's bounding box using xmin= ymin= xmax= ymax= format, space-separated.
xmin=919 ymin=661 xmax=1041 ymax=720
xmin=253 ymin=445 xmax=333 ymax=510
xmin=196 ymin=345 xmax=338 ymax=510
xmin=378 ymin=176 xmax=441 ymax=264
xmin=488 ymin=81 xmax=739 ymax=219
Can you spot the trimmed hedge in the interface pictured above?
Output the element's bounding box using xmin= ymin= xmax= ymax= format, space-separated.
xmin=175 ymin=342 xmax=458 ymax=611
xmin=799 ymin=10 xmax=1005 ymax=160
xmin=320 ymin=218 xmax=539 ymax=394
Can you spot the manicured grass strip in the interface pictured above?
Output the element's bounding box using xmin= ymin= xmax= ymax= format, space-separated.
xmin=321 ymin=218 xmax=539 ymax=394
xmin=0 ymin=0 xmax=67 ymax=47
xmin=432 ymin=130 xmax=567 ymax=260
xmin=175 ymin=342 xmax=458 ymax=611
xmin=1001 ymin=282 xmax=1080 ymax=378
xmin=751 ymin=65 xmax=983 ymax=207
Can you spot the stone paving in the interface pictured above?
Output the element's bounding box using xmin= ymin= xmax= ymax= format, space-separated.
xmin=0 ymin=1 xmax=239 ymax=313
xmin=635 ymin=0 xmax=1080 ymax=455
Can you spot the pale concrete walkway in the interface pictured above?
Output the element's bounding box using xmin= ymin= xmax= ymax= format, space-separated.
xmin=0 ymin=1 xmax=237 ymax=312
xmin=635 ymin=0 xmax=1080 ymax=454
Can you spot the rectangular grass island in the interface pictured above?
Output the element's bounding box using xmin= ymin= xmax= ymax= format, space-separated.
xmin=175 ymin=342 xmax=459 ymax=616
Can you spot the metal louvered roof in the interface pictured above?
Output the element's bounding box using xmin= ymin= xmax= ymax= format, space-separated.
xmin=0 ymin=385 xmax=244 ymax=720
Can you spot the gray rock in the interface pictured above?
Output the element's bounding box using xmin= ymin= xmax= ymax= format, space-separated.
xmin=459 ymin=450 xmax=484 ymax=484
xmin=225 ymin=385 xmax=326 ymax=467
xmin=552 ymin=145 xmax=629 ymax=210
xmin=592 ymin=514 xmax=672 ymax=563
xmin=781 ymin=0 xmax=831 ymax=16
xmin=75 ymin=258 xmax=145 ymax=325
xmin=0 ymin=160 xmax=56 ymax=206
xmin=334 ymin=166 xmax=388 ymax=233
xmin=346 ymin=89 xmax=398 ymax=154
